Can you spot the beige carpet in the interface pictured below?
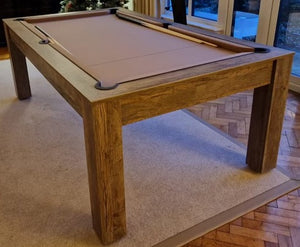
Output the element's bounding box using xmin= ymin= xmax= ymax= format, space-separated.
xmin=0 ymin=60 xmax=292 ymax=246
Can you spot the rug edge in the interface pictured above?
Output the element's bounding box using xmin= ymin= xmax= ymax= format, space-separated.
xmin=153 ymin=179 xmax=300 ymax=247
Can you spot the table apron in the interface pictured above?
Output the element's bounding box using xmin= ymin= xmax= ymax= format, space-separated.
xmin=120 ymin=61 xmax=274 ymax=125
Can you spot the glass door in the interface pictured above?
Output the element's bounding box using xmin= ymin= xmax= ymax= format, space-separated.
xmin=225 ymin=0 xmax=300 ymax=92
xmin=231 ymin=0 xmax=261 ymax=42
xmin=224 ymin=0 xmax=274 ymax=43
xmin=274 ymin=1 xmax=300 ymax=78
xmin=161 ymin=0 xmax=228 ymax=33
xmin=191 ymin=0 xmax=219 ymax=21
xmin=161 ymin=0 xmax=300 ymax=92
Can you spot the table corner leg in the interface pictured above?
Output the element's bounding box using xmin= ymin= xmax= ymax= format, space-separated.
xmin=83 ymin=101 xmax=126 ymax=244
xmin=4 ymin=26 xmax=31 ymax=100
xmin=246 ymin=56 xmax=293 ymax=173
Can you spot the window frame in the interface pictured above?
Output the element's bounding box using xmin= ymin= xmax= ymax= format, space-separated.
xmin=160 ymin=0 xmax=230 ymax=33
xmin=160 ymin=0 xmax=300 ymax=92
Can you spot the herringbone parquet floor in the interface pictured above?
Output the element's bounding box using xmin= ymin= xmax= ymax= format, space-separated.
xmin=184 ymin=91 xmax=300 ymax=247
xmin=1 ymin=49 xmax=300 ymax=247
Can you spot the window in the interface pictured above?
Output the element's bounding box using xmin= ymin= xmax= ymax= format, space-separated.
xmin=231 ymin=0 xmax=261 ymax=42
xmin=162 ymin=0 xmax=226 ymax=33
xmin=274 ymin=0 xmax=300 ymax=77
xmin=164 ymin=0 xmax=219 ymax=21
xmin=191 ymin=0 xmax=219 ymax=21
xmin=161 ymin=0 xmax=300 ymax=92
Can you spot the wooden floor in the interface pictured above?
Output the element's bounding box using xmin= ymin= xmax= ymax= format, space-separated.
xmin=0 ymin=47 xmax=9 ymax=60
xmin=184 ymin=91 xmax=300 ymax=247
xmin=1 ymin=48 xmax=300 ymax=247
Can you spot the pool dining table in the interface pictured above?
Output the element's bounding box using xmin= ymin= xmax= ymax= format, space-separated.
xmin=3 ymin=8 xmax=294 ymax=245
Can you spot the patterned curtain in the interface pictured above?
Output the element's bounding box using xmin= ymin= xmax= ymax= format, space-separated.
xmin=133 ymin=0 xmax=161 ymax=17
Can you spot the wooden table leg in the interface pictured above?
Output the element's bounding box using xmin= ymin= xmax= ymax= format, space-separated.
xmin=83 ymin=101 xmax=126 ymax=244
xmin=5 ymin=30 xmax=31 ymax=100
xmin=246 ymin=56 xmax=293 ymax=173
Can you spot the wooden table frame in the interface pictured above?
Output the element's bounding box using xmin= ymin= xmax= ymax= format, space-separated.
xmin=3 ymin=9 xmax=294 ymax=245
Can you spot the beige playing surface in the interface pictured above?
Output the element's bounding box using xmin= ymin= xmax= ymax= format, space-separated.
xmin=33 ymin=14 xmax=248 ymax=88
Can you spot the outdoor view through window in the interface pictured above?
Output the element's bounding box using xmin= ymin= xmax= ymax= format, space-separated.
xmin=166 ymin=0 xmax=299 ymax=77
xmin=275 ymin=1 xmax=300 ymax=76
